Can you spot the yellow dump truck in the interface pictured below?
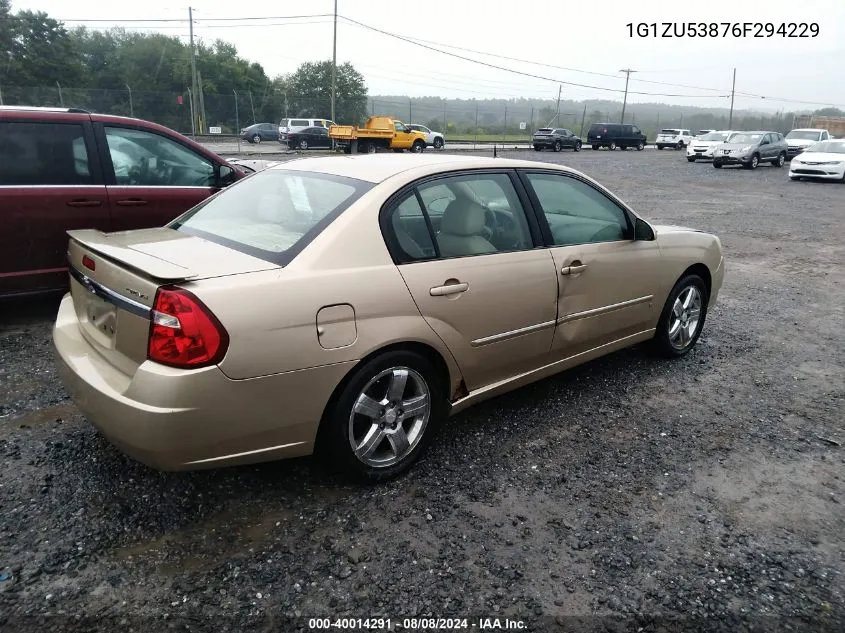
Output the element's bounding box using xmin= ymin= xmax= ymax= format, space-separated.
xmin=329 ymin=116 xmax=427 ymax=153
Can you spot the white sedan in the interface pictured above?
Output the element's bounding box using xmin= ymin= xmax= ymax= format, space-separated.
xmin=407 ymin=124 xmax=445 ymax=149
xmin=788 ymin=140 xmax=845 ymax=181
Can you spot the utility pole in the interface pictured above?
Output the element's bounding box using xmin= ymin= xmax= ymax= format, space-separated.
xmin=550 ymin=84 xmax=562 ymax=127
xmin=579 ymin=103 xmax=586 ymax=138
xmin=728 ymin=68 xmax=736 ymax=128
xmin=331 ymin=0 xmax=337 ymax=122
xmin=474 ymin=102 xmax=479 ymax=144
xmin=125 ymin=84 xmax=133 ymax=117
xmin=619 ymin=68 xmax=636 ymax=123
xmin=188 ymin=7 xmax=199 ymax=135
xmin=197 ymin=68 xmax=207 ymax=133
xmin=409 ymin=98 xmax=412 ymax=123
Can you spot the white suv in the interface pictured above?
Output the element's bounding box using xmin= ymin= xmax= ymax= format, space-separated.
xmin=656 ymin=128 xmax=693 ymax=150
xmin=686 ymin=130 xmax=738 ymax=162
xmin=407 ymin=124 xmax=445 ymax=149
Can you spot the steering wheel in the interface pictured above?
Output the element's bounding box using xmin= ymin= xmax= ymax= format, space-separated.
xmin=482 ymin=206 xmax=523 ymax=249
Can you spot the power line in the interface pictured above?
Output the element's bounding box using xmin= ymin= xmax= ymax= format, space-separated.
xmin=338 ymin=16 xmax=727 ymax=99
xmin=56 ymin=13 xmax=333 ymax=23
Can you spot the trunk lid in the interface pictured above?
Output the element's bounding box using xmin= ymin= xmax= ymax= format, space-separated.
xmin=66 ymin=228 xmax=277 ymax=375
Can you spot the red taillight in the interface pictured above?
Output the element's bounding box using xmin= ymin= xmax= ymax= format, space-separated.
xmin=147 ymin=287 xmax=228 ymax=368
xmin=82 ymin=255 xmax=95 ymax=271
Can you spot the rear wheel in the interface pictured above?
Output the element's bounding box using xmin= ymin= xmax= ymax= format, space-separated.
xmin=772 ymin=152 xmax=785 ymax=167
xmin=533 ymin=145 xmax=542 ymax=151
xmin=553 ymin=140 xmax=562 ymax=152
xmin=298 ymin=139 xmax=309 ymax=150
xmin=573 ymin=141 xmax=582 ymax=152
xmin=252 ymin=134 xmax=261 ymax=144
xmin=591 ymin=144 xmax=599 ymax=151
xmin=609 ymin=141 xmax=617 ymax=151
xmin=318 ymin=350 xmax=445 ymax=481
xmin=433 ymin=137 xmax=444 ymax=149
xmin=410 ymin=140 xmax=425 ymax=153
xmin=657 ymin=145 xmax=664 ymax=150
xmin=676 ymin=142 xmax=683 ymax=150
xmin=652 ymin=274 xmax=708 ymax=358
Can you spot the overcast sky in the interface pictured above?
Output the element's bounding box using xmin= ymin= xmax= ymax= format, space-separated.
xmin=13 ymin=0 xmax=845 ymax=111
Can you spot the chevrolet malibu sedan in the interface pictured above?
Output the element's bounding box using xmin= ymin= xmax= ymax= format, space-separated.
xmin=53 ymin=154 xmax=724 ymax=481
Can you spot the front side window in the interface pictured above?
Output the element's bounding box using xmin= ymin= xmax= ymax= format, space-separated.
xmin=105 ymin=127 xmax=215 ymax=187
xmin=523 ymin=173 xmax=630 ymax=246
xmin=0 ymin=122 xmax=92 ymax=186
xmin=172 ymin=170 xmax=372 ymax=265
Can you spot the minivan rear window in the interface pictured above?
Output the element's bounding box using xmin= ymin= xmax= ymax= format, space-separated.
xmin=291 ymin=119 xmax=310 ymax=127
xmin=171 ymin=170 xmax=373 ymax=265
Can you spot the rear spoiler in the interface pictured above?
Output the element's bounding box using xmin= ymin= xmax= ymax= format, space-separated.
xmin=67 ymin=229 xmax=198 ymax=281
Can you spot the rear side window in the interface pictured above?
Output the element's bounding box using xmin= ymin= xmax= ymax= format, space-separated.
xmin=171 ymin=170 xmax=372 ymax=265
xmin=0 ymin=122 xmax=93 ymax=186
xmin=291 ymin=119 xmax=310 ymax=127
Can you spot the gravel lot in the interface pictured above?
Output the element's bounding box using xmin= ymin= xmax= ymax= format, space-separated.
xmin=1 ymin=148 xmax=843 ymax=633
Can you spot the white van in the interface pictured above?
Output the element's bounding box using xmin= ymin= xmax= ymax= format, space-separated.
xmin=278 ymin=118 xmax=336 ymax=143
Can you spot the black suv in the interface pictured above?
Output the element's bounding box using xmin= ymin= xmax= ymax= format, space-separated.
xmin=532 ymin=127 xmax=582 ymax=152
xmin=587 ymin=123 xmax=646 ymax=151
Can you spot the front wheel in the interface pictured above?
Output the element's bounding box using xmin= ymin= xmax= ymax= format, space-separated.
xmin=636 ymin=141 xmax=645 ymax=151
xmin=318 ymin=350 xmax=445 ymax=481
xmin=298 ymin=139 xmax=309 ymax=150
xmin=657 ymin=145 xmax=664 ymax=150
xmin=687 ymin=157 xmax=696 ymax=162
xmin=573 ymin=141 xmax=582 ymax=152
xmin=713 ymin=161 xmax=723 ymax=168
xmin=533 ymin=145 xmax=542 ymax=151
xmin=744 ymin=153 xmax=760 ymax=169
xmin=433 ymin=137 xmax=444 ymax=149
xmin=410 ymin=140 xmax=425 ymax=153
xmin=652 ymin=274 xmax=708 ymax=358
xmin=772 ymin=152 xmax=785 ymax=168
xmin=591 ymin=144 xmax=599 ymax=151
xmin=252 ymin=134 xmax=261 ymax=144
xmin=675 ymin=142 xmax=683 ymax=150
xmin=609 ymin=141 xmax=617 ymax=151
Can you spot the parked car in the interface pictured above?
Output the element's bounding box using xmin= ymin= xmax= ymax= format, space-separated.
xmin=686 ymin=130 xmax=738 ymax=162
xmin=587 ymin=123 xmax=646 ymax=150
xmin=532 ymin=127 xmax=582 ymax=152
xmin=713 ymin=131 xmax=787 ymax=169
xmin=228 ymin=158 xmax=282 ymax=173
xmin=656 ymin=128 xmax=693 ymax=150
xmin=240 ymin=123 xmax=279 ymax=144
xmin=694 ymin=129 xmax=715 ymax=137
xmin=785 ymin=128 xmax=832 ymax=160
xmin=285 ymin=126 xmax=333 ymax=150
xmin=278 ymin=117 xmax=336 ymax=143
xmin=407 ymin=124 xmax=445 ymax=149
xmin=788 ymin=139 xmax=845 ymax=181
xmin=53 ymin=153 xmax=724 ymax=481
xmin=0 ymin=106 xmax=244 ymax=297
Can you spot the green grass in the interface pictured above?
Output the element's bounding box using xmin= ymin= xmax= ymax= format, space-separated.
xmin=446 ymin=134 xmax=536 ymax=142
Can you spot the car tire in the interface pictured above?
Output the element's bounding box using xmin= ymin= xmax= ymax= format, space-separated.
xmin=687 ymin=157 xmax=696 ymax=162
xmin=433 ymin=137 xmax=444 ymax=149
xmin=411 ymin=140 xmax=425 ymax=153
xmin=298 ymin=139 xmax=309 ymax=150
xmin=318 ymin=350 xmax=445 ymax=482
xmin=609 ymin=141 xmax=617 ymax=151
xmin=676 ymin=142 xmax=683 ymax=150
xmin=744 ymin=153 xmax=760 ymax=169
xmin=636 ymin=142 xmax=645 ymax=151
xmin=591 ymin=144 xmax=599 ymax=151
xmin=657 ymin=145 xmax=664 ymax=150
xmin=573 ymin=141 xmax=582 ymax=152
xmin=652 ymin=274 xmax=709 ymax=358
xmin=553 ymin=140 xmax=562 ymax=152
xmin=533 ymin=145 xmax=542 ymax=151
xmin=713 ymin=161 xmax=723 ymax=168
xmin=252 ymin=134 xmax=261 ymax=144
xmin=772 ymin=152 xmax=785 ymax=168
xmin=790 ymin=176 xmax=800 ymax=181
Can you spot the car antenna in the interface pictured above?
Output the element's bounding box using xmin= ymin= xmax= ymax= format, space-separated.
xmin=493 ymin=143 xmax=497 ymax=158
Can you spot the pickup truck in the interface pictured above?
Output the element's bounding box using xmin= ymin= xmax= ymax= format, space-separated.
xmin=329 ymin=116 xmax=427 ymax=153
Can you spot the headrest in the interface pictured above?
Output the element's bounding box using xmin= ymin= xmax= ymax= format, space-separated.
xmin=440 ymin=201 xmax=485 ymax=236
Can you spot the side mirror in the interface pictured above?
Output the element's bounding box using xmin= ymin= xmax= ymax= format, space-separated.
xmin=216 ymin=164 xmax=237 ymax=188
xmin=634 ymin=218 xmax=655 ymax=241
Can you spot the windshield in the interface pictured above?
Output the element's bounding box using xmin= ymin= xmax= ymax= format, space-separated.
xmin=786 ymin=130 xmax=822 ymax=141
xmin=660 ymin=129 xmax=680 ymax=135
xmin=700 ymin=132 xmax=731 ymax=142
xmin=729 ymin=133 xmax=763 ymax=144
xmin=171 ymin=170 xmax=373 ymax=265
xmin=804 ymin=140 xmax=845 ymax=154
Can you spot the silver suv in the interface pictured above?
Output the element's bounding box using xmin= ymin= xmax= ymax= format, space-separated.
xmin=713 ymin=131 xmax=788 ymax=169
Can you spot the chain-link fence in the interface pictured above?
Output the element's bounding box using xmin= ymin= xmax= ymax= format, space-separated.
xmin=0 ymin=84 xmax=797 ymax=140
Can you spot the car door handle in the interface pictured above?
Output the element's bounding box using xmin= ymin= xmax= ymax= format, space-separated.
xmin=430 ymin=282 xmax=468 ymax=296
xmin=66 ymin=199 xmax=102 ymax=208
xmin=115 ymin=199 xmax=148 ymax=207
xmin=561 ymin=263 xmax=587 ymax=275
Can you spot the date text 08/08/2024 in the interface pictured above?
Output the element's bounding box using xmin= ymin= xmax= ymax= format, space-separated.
xmin=308 ymin=618 xmax=527 ymax=630
xmin=626 ymin=22 xmax=819 ymax=38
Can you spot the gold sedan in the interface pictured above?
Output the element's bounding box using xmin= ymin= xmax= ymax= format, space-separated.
xmin=53 ymin=154 xmax=724 ymax=481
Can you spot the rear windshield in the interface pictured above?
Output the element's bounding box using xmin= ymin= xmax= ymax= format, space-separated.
xmin=660 ymin=129 xmax=681 ymax=135
xmin=170 ymin=170 xmax=373 ymax=265
xmin=536 ymin=128 xmax=553 ymax=133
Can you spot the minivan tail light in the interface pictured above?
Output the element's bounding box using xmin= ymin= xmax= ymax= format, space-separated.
xmin=147 ymin=287 xmax=228 ymax=368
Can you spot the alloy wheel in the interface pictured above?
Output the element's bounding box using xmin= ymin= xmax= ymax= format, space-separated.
xmin=667 ymin=286 xmax=702 ymax=351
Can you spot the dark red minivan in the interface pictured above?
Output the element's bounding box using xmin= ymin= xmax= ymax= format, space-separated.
xmin=0 ymin=106 xmax=245 ymax=297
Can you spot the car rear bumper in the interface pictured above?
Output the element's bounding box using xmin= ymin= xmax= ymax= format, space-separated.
xmin=53 ymin=294 xmax=355 ymax=471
